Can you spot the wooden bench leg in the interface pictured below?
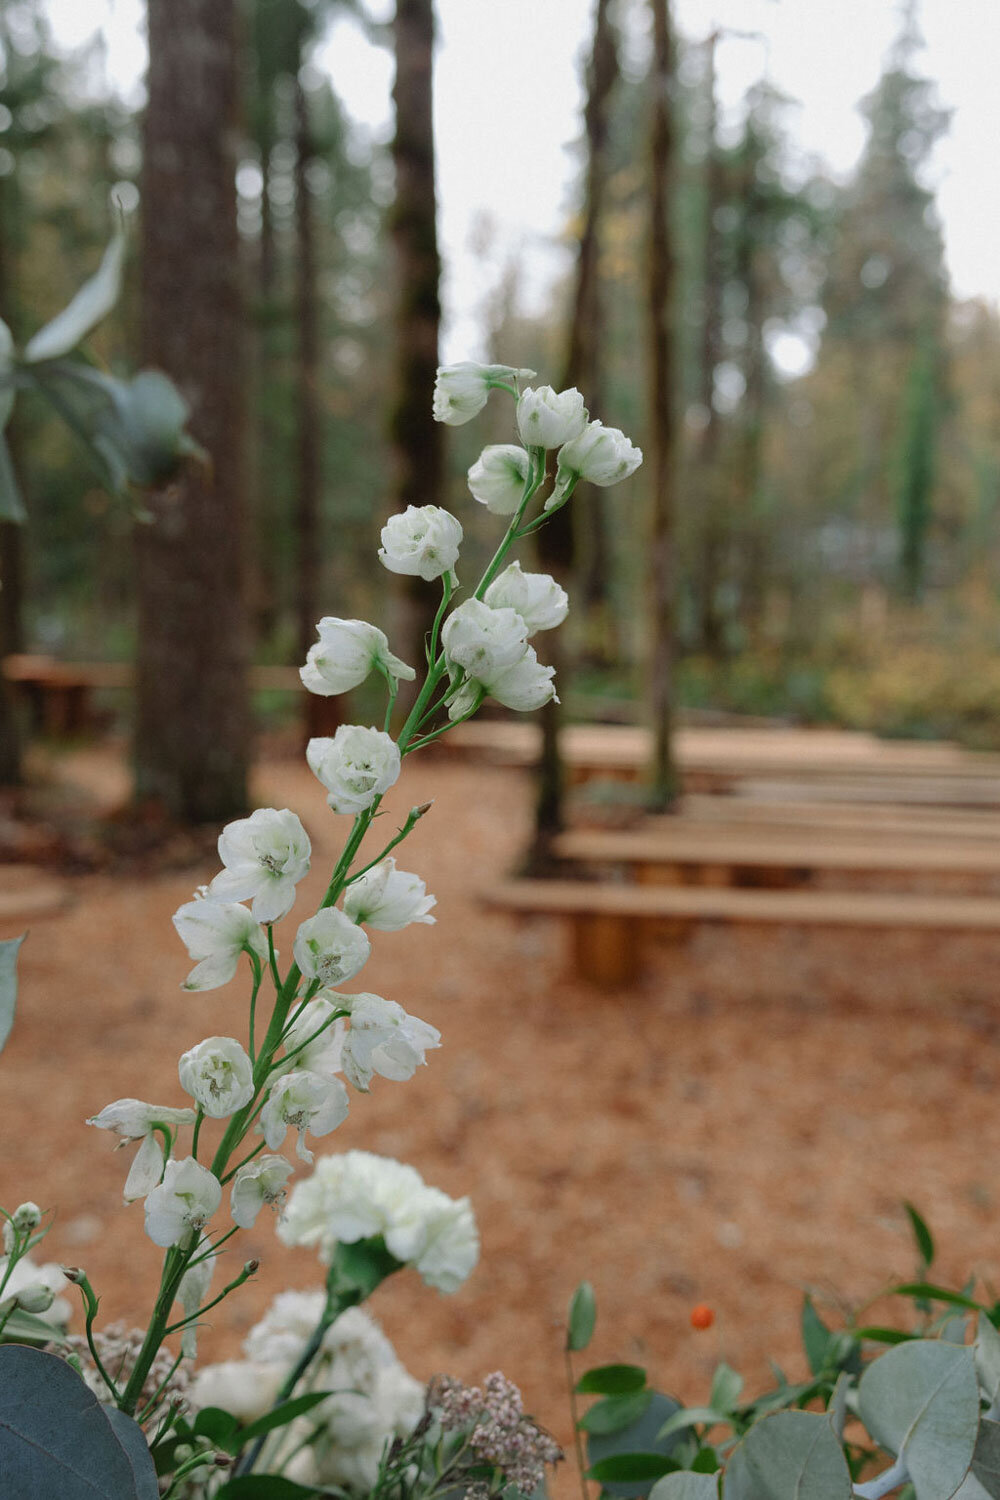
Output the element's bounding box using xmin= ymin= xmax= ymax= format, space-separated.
xmin=570 ymin=913 xmax=641 ymax=987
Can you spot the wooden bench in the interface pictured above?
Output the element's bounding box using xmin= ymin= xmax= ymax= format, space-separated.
xmin=671 ymin=796 xmax=1000 ymax=843
xmin=485 ymin=879 xmax=1000 ymax=987
xmin=551 ymin=827 xmax=1000 ymax=889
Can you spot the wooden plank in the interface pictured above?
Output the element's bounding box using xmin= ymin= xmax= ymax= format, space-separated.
xmin=553 ymin=828 xmax=1000 ymax=875
xmin=2 ymin=655 xmax=303 ymax=694
xmin=485 ymin=879 xmax=1000 ymax=931
xmin=672 ymin=797 xmax=1000 ymax=841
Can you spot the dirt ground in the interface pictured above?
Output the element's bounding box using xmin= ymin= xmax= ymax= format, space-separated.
xmin=3 ymin=741 xmax=1000 ymax=1474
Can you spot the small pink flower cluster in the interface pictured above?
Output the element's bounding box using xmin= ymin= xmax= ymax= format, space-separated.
xmin=432 ymin=1370 xmax=563 ymax=1496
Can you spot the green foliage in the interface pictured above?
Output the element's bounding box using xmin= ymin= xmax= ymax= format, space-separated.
xmin=0 ymin=932 xmax=24 ymax=1056
xmin=568 ymin=1280 xmax=597 ymax=1351
xmin=0 ymin=1344 xmax=157 ymax=1499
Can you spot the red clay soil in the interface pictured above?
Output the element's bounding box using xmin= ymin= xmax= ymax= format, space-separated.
xmin=3 ymin=743 xmax=1000 ymax=1483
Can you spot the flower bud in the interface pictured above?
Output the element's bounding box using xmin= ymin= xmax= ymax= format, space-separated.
xmin=61 ymin=1265 xmax=85 ymax=1283
xmin=483 ymin=561 xmax=568 ymax=635
xmin=433 ymin=361 xmax=535 ymax=425
xmin=379 ymin=505 xmax=462 ymax=582
xmin=16 ymin=1282 xmax=55 ymax=1314
xmin=467 ymin=444 xmax=531 ymax=514
xmin=549 ymin=419 xmax=642 ymax=507
xmin=12 ymin=1202 xmax=42 ymax=1234
xmin=516 ymin=385 xmax=588 ymax=449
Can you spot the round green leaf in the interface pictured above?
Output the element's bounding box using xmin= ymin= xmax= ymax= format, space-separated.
xmin=858 ymin=1339 xmax=980 ymax=1500
xmin=578 ymin=1363 xmax=648 ymax=1396
xmin=588 ymin=1391 xmax=684 ymax=1500
xmin=580 ymin=1391 xmax=654 ymax=1436
xmin=568 ymin=1282 xmax=597 ymax=1352
xmin=651 ymin=1473 xmax=720 ymax=1500
xmin=970 ymin=1419 xmax=1000 ymax=1499
xmin=738 ymin=1411 xmax=852 ymax=1500
xmin=589 ymin=1453 xmax=680 ymax=1484
xmin=975 ymin=1317 xmax=1000 ymax=1405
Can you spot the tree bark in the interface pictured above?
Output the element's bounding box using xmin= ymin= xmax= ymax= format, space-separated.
xmin=646 ymin=0 xmax=679 ymax=808
xmin=134 ymin=0 xmax=251 ymax=824
xmin=388 ymin=0 xmax=443 ymax=702
xmin=294 ymin=77 xmax=322 ymax=665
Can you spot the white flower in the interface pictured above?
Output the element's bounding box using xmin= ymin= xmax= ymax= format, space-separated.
xmin=261 ymin=1070 xmax=350 ymax=1163
xmin=278 ymin=1150 xmax=478 ymax=1292
xmin=432 ymin=361 xmax=535 ymax=426
xmin=378 ymin=505 xmax=463 ymax=582
xmin=0 ymin=1256 xmax=69 ymax=1324
xmin=206 ymin=808 xmax=311 ymax=924
xmin=282 ymin=994 xmax=348 ymax=1073
xmin=178 ymin=1036 xmax=255 ymax=1119
xmin=190 ymin=1359 xmax=285 ymax=1422
xmin=301 ymin=618 xmax=415 ymax=698
xmin=294 ymin=907 xmax=371 ymax=988
xmin=516 ymin=384 xmax=588 ymax=449
xmin=230 ymin=1154 xmax=295 ymax=1228
xmin=342 ymin=858 xmax=436 ymax=931
xmin=307 ymin=726 xmax=401 ymax=815
xmin=550 ymin=419 xmax=643 ymax=506
xmin=87 ymin=1099 xmax=198 ymax=1202
xmin=483 ymin=561 xmax=569 ymax=635
xmin=144 ymin=1157 xmax=222 ymax=1248
xmin=172 ymin=897 xmax=268 ymax=991
xmin=243 ymin=1288 xmax=328 ymax=1366
xmin=441 ymin=599 xmax=528 ymax=683
xmin=467 ymin=444 xmax=531 ymax=514
xmin=340 ymin=993 xmax=441 ymax=1092
xmin=176 ymin=1236 xmax=215 ymax=1358
xmin=482 ymin=646 xmax=558 ymax=713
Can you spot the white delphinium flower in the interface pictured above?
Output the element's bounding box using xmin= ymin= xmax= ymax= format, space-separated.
xmin=306 ymin=726 xmax=401 ymax=815
xmin=230 ymin=1154 xmax=295 ymax=1229
xmin=484 ymin=561 xmax=569 ymax=635
xmin=549 ymin=419 xmax=643 ymax=507
xmin=447 ymin=645 xmax=557 ymax=722
xmin=516 ymin=385 xmax=588 ymax=449
xmin=260 ymin=1070 xmax=350 ymax=1163
xmin=378 ymin=505 xmax=463 ymax=582
xmin=178 ymin=1037 xmax=255 ymax=1119
xmin=0 ymin=1256 xmax=69 ymax=1324
xmin=206 ymin=808 xmax=311 ymax=924
xmin=293 ymin=907 xmax=371 ymax=987
xmin=343 ymin=858 xmax=436 ymax=931
xmin=144 ymin=1157 xmax=222 ymax=1248
xmin=176 ymin=1236 xmax=215 ymax=1358
xmin=87 ymin=1099 xmax=198 ymax=1202
xmin=433 ymin=361 xmax=535 ymax=425
xmin=278 ymin=1150 xmax=479 ymax=1292
xmin=467 ymin=444 xmax=531 ymax=514
xmin=281 ymin=994 xmax=347 ymax=1074
xmin=172 ymin=897 xmax=268 ymax=991
xmin=300 ymin=617 xmax=415 ymax=697
xmin=340 ymin=993 xmax=441 ymax=1092
xmin=190 ymin=1359 xmax=285 ymax=1422
xmin=441 ymin=599 xmax=529 ymax=682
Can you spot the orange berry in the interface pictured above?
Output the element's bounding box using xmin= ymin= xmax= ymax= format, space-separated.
xmin=690 ymin=1303 xmax=714 ymax=1330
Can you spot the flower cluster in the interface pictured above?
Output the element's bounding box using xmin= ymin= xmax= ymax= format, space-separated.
xmin=192 ymin=1295 xmax=424 ymax=1490
xmin=430 ymin=1370 xmax=563 ymax=1497
xmin=278 ymin=1150 xmax=479 ymax=1294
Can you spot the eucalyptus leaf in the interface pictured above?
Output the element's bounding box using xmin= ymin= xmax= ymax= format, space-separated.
xmin=588 ymin=1391 xmax=683 ymax=1500
xmin=650 ymin=1472 xmax=721 ymax=1500
xmin=568 ymin=1281 xmax=597 ymax=1352
xmin=858 ymin=1339 xmax=980 ymax=1500
xmin=710 ymin=1363 xmax=745 ymax=1415
xmin=828 ymin=1372 xmax=852 ymax=1444
xmin=0 ymin=934 xmax=25 ymax=1057
xmin=802 ymin=1296 xmax=834 ymax=1375
xmin=0 ymin=1344 xmax=157 ymax=1499
xmin=904 ymin=1204 xmax=936 ymax=1268
xmin=577 ymin=1364 xmax=648 ymax=1396
xmin=893 ymin=1285 xmax=983 ymax=1313
xmin=658 ymin=1407 xmax=733 ymax=1441
xmin=588 ymin=1453 xmax=680 ymax=1484
xmin=970 ymin=1420 xmax=1000 ymax=1499
xmin=24 ymin=234 xmax=125 ymax=363
xmin=0 ymin=435 xmax=25 ymax=522
xmin=975 ymin=1316 xmax=1000 ymax=1406
xmin=737 ymin=1410 xmax=853 ymax=1500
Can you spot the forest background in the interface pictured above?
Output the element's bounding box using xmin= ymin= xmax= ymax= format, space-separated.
xmin=2 ymin=0 xmax=1000 ymax=830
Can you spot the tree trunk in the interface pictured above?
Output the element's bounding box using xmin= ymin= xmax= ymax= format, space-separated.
xmin=134 ymin=0 xmax=251 ymax=825
xmin=0 ymin=164 xmax=23 ymax=784
xmin=646 ymin=0 xmax=679 ymax=809
xmin=388 ymin=0 xmax=443 ymax=702
xmin=531 ymin=0 xmax=619 ymax=867
xmin=294 ymin=77 xmax=321 ymax=665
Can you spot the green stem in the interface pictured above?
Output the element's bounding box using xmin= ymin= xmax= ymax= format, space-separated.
xmin=565 ymin=1346 xmax=591 ymax=1500
xmin=190 ymin=1109 xmax=204 ymax=1163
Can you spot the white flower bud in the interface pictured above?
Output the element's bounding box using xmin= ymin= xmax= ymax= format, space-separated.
xmin=144 ymin=1158 xmax=222 ymax=1248
xmin=11 ymin=1202 xmax=42 ymax=1234
xmin=13 ymin=1282 xmax=54 ymax=1314
xmin=179 ymin=1037 xmax=255 ymax=1119
xmin=342 ymin=858 xmax=436 ymax=932
xmin=447 ymin=645 xmax=557 ymax=720
xmin=306 ymin=726 xmax=401 ymax=815
xmin=340 ymin=993 xmax=441 ymax=1092
xmin=300 ymin=618 xmax=415 ymax=697
xmin=432 ymin=361 xmax=535 ymax=426
xmin=483 ymin=561 xmax=568 ymax=635
xmin=467 ymin=444 xmax=531 ymax=514
xmin=260 ymin=1070 xmax=350 ymax=1162
xmin=293 ymin=907 xmax=371 ymax=988
xmin=441 ymin=599 xmax=528 ymax=683
xmin=230 ymin=1155 xmax=295 ymax=1229
xmin=207 ymin=808 xmax=311 ymax=924
xmin=549 ymin=419 xmax=643 ymax=506
xmin=378 ymin=505 xmax=463 ymax=582
xmin=516 ymin=385 xmax=588 ymax=449
xmin=172 ymin=898 xmax=269 ymax=992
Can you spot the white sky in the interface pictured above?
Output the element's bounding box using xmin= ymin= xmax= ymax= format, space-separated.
xmin=45 ymin=0 xmax=1000 ymax=361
